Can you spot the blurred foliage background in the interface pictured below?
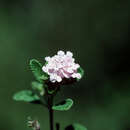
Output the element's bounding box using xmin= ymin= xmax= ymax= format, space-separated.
xmin=0 ymin=0 xmax=129 ymax=130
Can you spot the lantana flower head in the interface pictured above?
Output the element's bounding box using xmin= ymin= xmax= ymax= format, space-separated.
xmin=42 ymin=50 xmax=81 ymax=83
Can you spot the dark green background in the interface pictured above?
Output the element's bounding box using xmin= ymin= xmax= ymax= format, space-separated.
xmin=0 ymin=0 xmax=129 ymax=130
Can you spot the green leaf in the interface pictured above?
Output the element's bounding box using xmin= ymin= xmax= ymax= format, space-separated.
xmin=31 ymin=81 xmax=45 ymax=96
xmin=13 ymin=90 xmax=40 ymax=102
xmin=29 ymin=59 xmax=48 ymax=82
xmin=65 ymin=123 xmax=87 ymax=130
xmin=52 ymin=98 xmax=73 ymax=111
xmin=77 ymin=67 xmax=84 ymax=81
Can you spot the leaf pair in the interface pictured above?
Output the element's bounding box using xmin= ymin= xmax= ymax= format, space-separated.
xmin=30 ymin=59 xmax=84 ymax=82
xmin=13 ymin=90 xmax=73 ymax=111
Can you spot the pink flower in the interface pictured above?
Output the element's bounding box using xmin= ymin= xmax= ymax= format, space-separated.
xmin=42 ymin=51 xmax=81 ymax=83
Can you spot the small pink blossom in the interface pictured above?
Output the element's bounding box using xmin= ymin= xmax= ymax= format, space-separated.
xmin=42 ymin=50 xmax=81 ymax=83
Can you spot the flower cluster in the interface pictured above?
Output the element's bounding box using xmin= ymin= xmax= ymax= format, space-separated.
xmin=42 ymin=51 xmax=81 ymax=83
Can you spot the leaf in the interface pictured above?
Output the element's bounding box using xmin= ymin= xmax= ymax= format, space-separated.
xmin=52 ymin=98 xmax=73 ymax=111
xmin=65 ymin=123 xmax=87 ymax=130
xmin=32 ymin=81 xmax=43 ymax=89
xmin=31 ymin=81 xmax=45 ymax=96
xmin=77 ymin=67 xmax=84 ymax=81
xmin=13 ymin=90 xmax=40 ymax=102
xmin=29 ymin=59 xmax=48 ymax=82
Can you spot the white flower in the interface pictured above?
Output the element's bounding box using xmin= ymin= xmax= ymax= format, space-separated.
xmin=42 ymin=50 xmax=81 ymax=83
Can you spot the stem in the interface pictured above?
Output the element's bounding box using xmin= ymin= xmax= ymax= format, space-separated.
xmin=48 ymin=95 xmax=54 ymax=130
xmin=49 ymin=107 xmax=54 ymax=130
xmin=56 ymin=123 xmax=60 ymax=130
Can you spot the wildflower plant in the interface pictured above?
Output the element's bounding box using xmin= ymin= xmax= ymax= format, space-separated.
xmin=13 ymin=50 xmax=86 ymax=130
